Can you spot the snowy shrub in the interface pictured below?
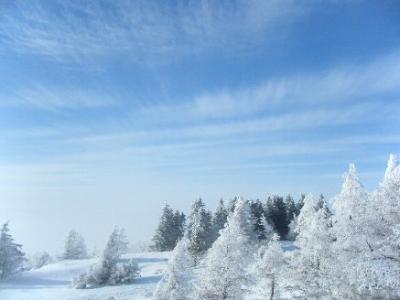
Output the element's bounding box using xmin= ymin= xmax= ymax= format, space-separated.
xmin=28 ymin=251 xmax=53 ymax=269
xmin=73 ymin=259 xmax=140 ymax=289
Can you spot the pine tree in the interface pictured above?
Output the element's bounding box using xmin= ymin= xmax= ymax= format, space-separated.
xmin=153 ymin=236 xmax=193 ymax=300
xmin=63 ymin=229 xmax=88 ymax=260
xmin=284 ymin=195 xmax=296 ymax=221
xmin=0 ymin=223 xmax=25 ymax=280
xmin=152 ymin=204 xmax=177 ymax=251
xmin=211 ymin=199 xmax=228 ymax=243
xmin=173 ymin=210 xmax=186 ymax=243
xmin=196 ymin=198 xmax=254 ymax=299
xmin=187 ymin=198 xmax=212 ymax=262
xmin=250 ymin=199 xmax=269 ymax=241
xmin=265 ymin=196 xmax=289 ymax=239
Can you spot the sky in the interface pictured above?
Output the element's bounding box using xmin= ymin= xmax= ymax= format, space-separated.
xmin=0 ymin=0 xmax=400 ymax=254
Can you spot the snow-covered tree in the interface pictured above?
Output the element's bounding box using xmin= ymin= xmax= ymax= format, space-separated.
xmin=187 ymin=198 xmax=212 ymax=262
xmin=0 ymin=222 xmax=25 ymax=280
xmin=63 ymin=229 xmax=88 ymax=260
xmin=211 ymin=199 xmax=228 ymax=243
xmin=290 ymin=196 xmax=335 ymax=298
xmin=250 ymin=199 xmax=269 ymax=241
xmin=196 ymin=198 xmax=254 ymax=300
xmin=153 ymin=236 xmax=194 ymax=300
xmin=153 ymin=204 xmax=186 ymax=251
xmin=253 ymin=233 xmax=286 ymax=300
xmin=73 ymin=228 xmax=138 ymax=289
xmin=349 ymin=154 xmax=400 ymax=298
xmin=103 ymin=227 xmax=129 ymax=261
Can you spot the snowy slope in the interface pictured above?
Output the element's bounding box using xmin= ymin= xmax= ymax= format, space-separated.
xmin=0 ymin=252 xmax=170 ymax=300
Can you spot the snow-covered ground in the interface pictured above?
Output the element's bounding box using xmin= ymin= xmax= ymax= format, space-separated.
xmin=0 ymin=252 xmax=170 ymax=300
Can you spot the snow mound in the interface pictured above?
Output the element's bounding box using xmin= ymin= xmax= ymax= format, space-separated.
xmin=0 ymin=252 xmax=170 ymax=300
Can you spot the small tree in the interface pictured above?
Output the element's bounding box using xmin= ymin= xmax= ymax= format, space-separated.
xmin=0 ymin=223 xmax=25 ymax=280
xmin=103 ymin=227 xmax=129 ymax=260
xmin=196 ymin=198 xmax=254 ymax=299
xmin=187 ymin=198 xmax=212 ymax=263
xmin=63 ymin=230 xmax=88 ymax=259
xmin=254 ymin=234 xmax=286 ymax=300
xmin=73 ymin=227 xmax=138 ymax=289
xmin=153 ymin=236 xmax=194 ymax=300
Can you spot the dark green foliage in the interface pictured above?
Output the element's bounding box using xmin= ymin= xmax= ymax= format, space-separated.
xmin=152 ymin=204 xmax=186 ymax=251
xmin=250 ymin=199 xmax=268 ymax=241
xmin=211 ymin=199 xmax=228 ymax=242
xmin=265 ymin=196 xmax=289 ymax=239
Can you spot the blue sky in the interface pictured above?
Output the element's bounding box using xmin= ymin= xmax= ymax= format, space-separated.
xmin=0 ymin=0 xmax=400 ymax=253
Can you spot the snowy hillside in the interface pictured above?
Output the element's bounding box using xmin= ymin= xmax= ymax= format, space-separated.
xmin=0 ymin=252 xmax=170 ymax=300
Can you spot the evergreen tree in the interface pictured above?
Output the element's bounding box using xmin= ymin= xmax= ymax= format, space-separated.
xmin=250 ymin=199 xmax=269 ymax=241
xmin=211 ymin=199 xmax=228 ymax=243
xmin=152 ymin=204 xmax=178 ymax=251
xmin=0 ymin=223 xmax=25 ymax=280
xmin=187 ymin=198 xmax=212 ymax=262
xmin=173 ymin=210 xmax=186 ymax=243
xmin=196 ymin=198 xmax=254 ymax=299
xmin=63 ymin=229 xmax=88 ymax=259
xmin=291 ymin=195 xmax=335 ymax=299
xmin=265 ymin=196 xmax=289 ymax=239
xmin=153 ymin=236 xmax=193 ymax=300
xmin=284 ymin=195 xmax=296 ymax=221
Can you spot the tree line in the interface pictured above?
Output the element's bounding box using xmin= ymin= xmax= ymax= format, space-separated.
xmin=154 ymin=154 xmax=400 ymax=299
xmin=151 ymin=193 xmax=310 ymax=254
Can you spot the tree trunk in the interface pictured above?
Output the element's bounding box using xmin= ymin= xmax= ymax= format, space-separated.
xmin=270 ymin=274 xmax=275 ymax=300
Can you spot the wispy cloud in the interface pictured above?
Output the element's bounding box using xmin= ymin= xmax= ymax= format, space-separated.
xmin=0 ymin=84 xmax=118 ymax=110
xmin=136 ymin=51 xmax=400 ymax=120
xmin=0 ymin=0 xmax=308 ymax=65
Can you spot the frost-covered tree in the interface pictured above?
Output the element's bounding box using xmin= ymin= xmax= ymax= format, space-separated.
xmin=0 ymin=222 xmax=25 ymax=280
xmin=73 ymin=228 xmax=138 ymax=289
xmin=347 ymin=154 xmax=400 ymax=299
xmin=284 ymin=195 xmax=296 ymax=221
xmin=196 ymin=198 xmax=254 ymax=300
xmin=211 ymin=199 xmax=228 ymax=242
xmin=153 ymin=205 xmax=185 ymax=251
xmin=187 ymin=198 xmax=212 ymax=262
xmin=103 ymin=227 xmax=129 ymax=261
xmin=253 ymin=233 xmax=286 ymax=300
xmin=153 ymin=236 xmax=194 ymax=300
xmin=250 ymin=199 xmax=269 ymax=241
xmin=63 ymin=229 xmax=88 ymax=260
xmin=173 ymin=210 xmax=186 ymax=242
xmin=290 ymin=195 xmax=335 ymax=298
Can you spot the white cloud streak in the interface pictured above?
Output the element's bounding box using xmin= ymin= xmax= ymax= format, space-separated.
xmin=137 ymin=51 xmax=400 ymax=120
xmin=0 ymin=0 xmax=308 ymax=65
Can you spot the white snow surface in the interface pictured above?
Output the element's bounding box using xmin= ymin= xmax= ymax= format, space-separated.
xmin=0 ymin=252 xmax=170 ymax=300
